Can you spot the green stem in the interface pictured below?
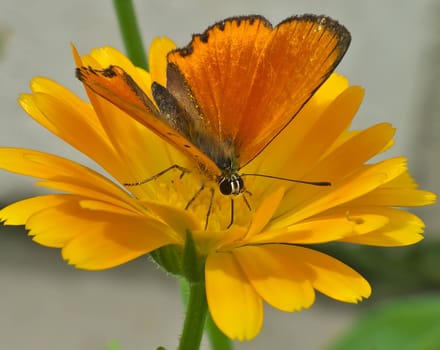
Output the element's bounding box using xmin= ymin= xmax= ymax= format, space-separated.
xmin=112 ymin=0 xmax=148 ymax=70
xmin=179 ymin=278 xmax=234 ymax=350
xmin=178 ymin=281 xmax=208 ymax=350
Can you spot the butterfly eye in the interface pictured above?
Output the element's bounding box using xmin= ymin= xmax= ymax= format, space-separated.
xmin=218 ymin=174 xmax=244 ymax=196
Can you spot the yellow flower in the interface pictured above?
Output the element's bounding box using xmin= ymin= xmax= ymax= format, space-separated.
xmin=0 ymin=38 xmax=436 ymax=341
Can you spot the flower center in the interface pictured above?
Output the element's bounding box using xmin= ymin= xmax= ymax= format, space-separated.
xmin=150 ymin=170 xmax=254 ymax=230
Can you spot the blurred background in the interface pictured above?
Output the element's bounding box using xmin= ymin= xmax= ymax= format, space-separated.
xmin=0 ymin=0 xmax=439 ymax=349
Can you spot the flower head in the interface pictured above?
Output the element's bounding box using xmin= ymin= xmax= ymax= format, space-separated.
xmin=0 ymin=38 xmax=435 ymax=340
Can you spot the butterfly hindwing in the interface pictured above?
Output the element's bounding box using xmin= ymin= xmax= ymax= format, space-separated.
xmin=76 ymin=65 xmax=221 ymax=177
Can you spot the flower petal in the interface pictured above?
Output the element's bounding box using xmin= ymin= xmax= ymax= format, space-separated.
xmin=353 ymin=189 xmax=436 ymax=207
xmin=21 ymin=77 xmax=107 ymax=149
xmin=206 ymin=252 xmax=263 ymax=340
xmin=317 ymin=122 xmax=396 ymax=179
xmin=61 ymin=213 xmax=175 ymax=270
xmin=246 ymin=187 xmax=285 ymax=238
xmin=340 ymin=207 xmax=425 ymax=246
xmin=248 ymin=213 xmax=389 ymax=244
xmin=292 ymin=247 xmax=371 ymax=302
xmin=149 ymin=36 xmax=177 ymax=86
xmin=234 ymin=245 xmax=315 ymax=312
xmin=0 ymin=194 xmax=76 ymax=225
xmin=349 ymin=171 xmax=437 ymax=207
xmin=279 ymin=122 xmax=396 ymax=214
xmin=281 ymin=86 xmax=364 ymax=180
xmin=20 ymin=86 xmax=120 ymax=172
xmin=141 ymin=200 xmax=200 ymax=236
xmin=275 ymin=157 xmax=408 ymax=226
xmin=0 ymin=148 xmax=141 ymax=213
xmin=249 ymin=79 xmax=359 ymax=194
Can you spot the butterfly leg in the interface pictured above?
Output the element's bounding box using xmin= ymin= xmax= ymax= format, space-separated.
xmin=205 ymin=188 xmax=215 ymax=230
xmin=226 ymin=193 xmax=252 ymax=229
xmin=184 ymin=185 xmax=216 ymax=230
xmin=185 ymin=184 xmax=205 ymax=210
xmin=242 ymin=191 xmax=252 ymax=211
xmin=123 ymin=164 xmax=190 ymax=186
xmin=227 ymin=198 xmax=234 ymax=229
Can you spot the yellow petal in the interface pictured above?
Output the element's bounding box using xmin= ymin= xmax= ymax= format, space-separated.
xmin=318 ymin=122 xmax=396 ymax=178
xmin=79 ymin=45 xmax=152 ymax=101
xmin=0 ymin=148 xmax=151 ymax=218
xmin=314 ymin=72 xmax=350 ymax=106
xmin=281 ymin=86 xmax=364 ymax=180
xmin=28 ymin=91 xmax=119 ymax=171
xmin=292 ymin=247 xmax=371 ymax=302
xmin=340 ymin=207 xmax=425 ymax=246
xmin=26 ymin=199 xmax=102 ymax=247
xmin=193 ymin=227 xmax=247 ymax=255
xmin=385 ymin=171 xmax=419 ymax=188
xmin=21 ymin=76 xmax=105 ymax=145
xmin=273 ymin=72 xmax=350 ymax=152
xmin=20 ymin=77 xmax=148 ymax=185
xmin=18 ymin=197 xmax=175 ymax=253
xmin=149 ymin=36 xmax=177 ymax=85
xmin=79 ymin=199 xmax=143 ymax=216
xmin=61 ymin=214 xmax=175 ymax=270
xmin=349 ymin=171 xmax=436 ymax=207
xmin=234 ymin=245 xmax=315 ymax=312
xmin=36 ymin=179 xmax=143 ymax=219
xmin=350 ymin=188 xmax=436 ymax=207
xmin=278 ymin=122 xmax=396 ymax=213
xmin=275 ymin=157 xmax=408 ymax=226
xmin=251 ymin=84 xmax=362 ymax=185
xmin=0 ymin=194 xmax=76 ymax=225
xmin=141 ymin=199 xmax=200 ymax=238
xmin=248 ymin=213 xmax=389 ymax=244
xmin=205 ymin=252 xmax=263 ymax=340
xmin=246 ymin=187 xmax=284 ymax=238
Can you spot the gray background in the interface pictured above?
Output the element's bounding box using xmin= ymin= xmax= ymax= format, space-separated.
xmin=0 ymin=0 xmax=438 ymax=349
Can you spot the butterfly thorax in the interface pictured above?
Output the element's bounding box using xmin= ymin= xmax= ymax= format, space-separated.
xmin=203 ymin=146 xmax=243 ymax=196
xmin=195 ymin=146 xmax=244 ymax=196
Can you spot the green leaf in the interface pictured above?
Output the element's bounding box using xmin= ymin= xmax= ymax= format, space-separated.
xmin=328 ymin=296 xmax=440 ymax=350
xmin=150 ymin=244 xmax=183 ymax=276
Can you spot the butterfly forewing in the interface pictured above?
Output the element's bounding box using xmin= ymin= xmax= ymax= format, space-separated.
xmin=167 ymin=15 xmax=350 ymax=169
xmin=167 ymin=16 xmax=273 ymax=152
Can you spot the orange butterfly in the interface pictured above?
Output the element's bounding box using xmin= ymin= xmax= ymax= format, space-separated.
xmin=76 ymin=14 xmax=350 ymax=196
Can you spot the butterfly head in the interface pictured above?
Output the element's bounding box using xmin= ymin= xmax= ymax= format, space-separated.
xmin=218 ymin=172 xmax=244 ymax=196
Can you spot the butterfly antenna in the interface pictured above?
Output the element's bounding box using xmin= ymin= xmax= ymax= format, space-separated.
xmin=241 ymin=173 xmax=331 ymax=186
xmin=123 ymin=164 xmax=189 ymax=186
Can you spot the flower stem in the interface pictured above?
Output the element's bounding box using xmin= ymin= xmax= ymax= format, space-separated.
xmin=112 ymin=0 xmax=148 ymax=70
xmin=178 ymin=280 xmax=208 ymax=350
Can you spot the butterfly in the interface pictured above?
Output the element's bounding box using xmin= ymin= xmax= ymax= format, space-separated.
xmin=76 ymin=14 xmax=350 ymax=198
